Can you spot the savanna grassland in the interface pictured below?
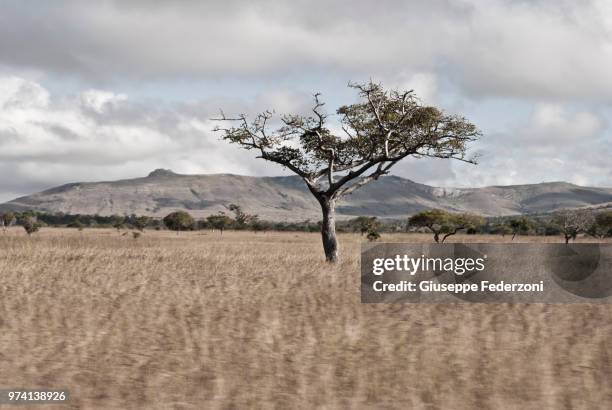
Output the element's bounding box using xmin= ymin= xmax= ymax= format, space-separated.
xmin=0 ymin=228 xmax=611 ymax=409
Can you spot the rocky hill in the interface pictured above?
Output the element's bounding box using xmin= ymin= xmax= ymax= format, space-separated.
xmin=1 ymin=169 xmax=611 ymax=221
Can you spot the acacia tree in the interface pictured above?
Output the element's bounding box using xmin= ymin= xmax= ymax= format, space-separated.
xmin=21 ymin=215 xmax=41 ymax=236
xmin=408 ymin=209 xmax=484 ymax=243
xmin=163 ymin=211 xmax=195 ymax=234
xmin=349 ymin=216 xmax=380 ymax=236
xmin=587 ymin=211 xmax=612 ymax=239
xmin=111 ymin=215 xmax=126 ymax=232
xmin=206 ymin=213 xmax=234 ymax=235
xmin=215 ymin=81 xmax=480 ymax=262
xmin=1 ymin=212 xmax=15 ymax=232
xmin=554 ymin=209 xmax=594 ymax=244
xmin=508 ymin=217 xmax=534 ymax=240
xmin=226 ymin=204 xmax=258 ymax=229
xmin=132 ymin=215 xmax=151 ymax=232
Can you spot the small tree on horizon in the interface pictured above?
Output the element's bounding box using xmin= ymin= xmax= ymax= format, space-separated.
xmin=366 ymin=230 xmax=381 ymax=242
xmin=408 ymin=209 xmax=484 ymax=243
xmin=1 ymin=212 xmax=15 ymax=232
xmin=110 ymin=215 xmax=126 ymax=232
xmin=553 ymin=209 xmax=594 ymax=244
xmin=215 ymin=81 xmax=480 ymax=262
xmin=226 ymin=204 xmax=258 ymax=229
xmin=587 ymin=211 xmax=612 ymax=239
xmin=508 ymin=217 xmax=534 ymax=240
xmin=21 ymin=215 xmax=41 ymax=236
xmin=349 ymin=216 xmax=380 ymax=236
xmin=163 ymin=211 xmax=195 ymax=234
xmin=132 ymin=215 xmax=151 ymax=232
xmin=68 ymin=219 xmax=85 ymax=231
xmin=206 ymin=213 xmax=234 ymax=235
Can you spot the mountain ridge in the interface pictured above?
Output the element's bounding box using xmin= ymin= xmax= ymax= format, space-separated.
xmin=2 ymin=169 xmax=611 ymax=221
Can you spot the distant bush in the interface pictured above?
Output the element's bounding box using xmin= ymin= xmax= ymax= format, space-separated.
xmin=588 ymin=211 xmax=612 ymax=238
xmin=348 ymin=216 xmax=380 ymax=236
xmin=408 ymin=209 xmax=485 ymax=243
xmin=21 ymin=215 xmax=41 ymax=235
xmin=163 ymin=211 xmax=195 ymax=233
xmin=68 ymin=220 xmax=85 ymax=230
xmin=1 ymin=212 xmax=15 ymax=231
xmin=366 ymin=230 xmax=381 ymax=242
xmin=507 ymin=217 xmax=535 ymax=240
xmin=544 ymin=224 xmax=561 ymax=236
xmin=206 ymin=213 xmax=234 ymax=235
xmin=4 ymin=209 xmax=608 ymax=240
xmin=553 ymin=209 xmax=594 ymax=244
xmin=132 ymin=216 xmax=151 ymax=232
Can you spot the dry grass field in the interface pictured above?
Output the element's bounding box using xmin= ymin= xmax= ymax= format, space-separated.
xmin=1 ymin=228 xmax=611 ymax=409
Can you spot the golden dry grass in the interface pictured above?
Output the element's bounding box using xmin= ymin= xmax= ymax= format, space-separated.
xmin=0 ymin=228 xmax=611 ymax=409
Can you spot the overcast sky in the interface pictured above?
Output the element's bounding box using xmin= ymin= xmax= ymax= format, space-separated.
xmin=1 ymin=0 xmax=611 ymax=202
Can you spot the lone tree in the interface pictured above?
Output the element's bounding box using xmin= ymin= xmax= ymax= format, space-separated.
xmin=1 ymin=212 xmax=15 ymax=232
xmin=349 ymin=216 xmax=380 ymax=236
xmin=163 ymin=211 xmax=195 ymax=234
xmin=408 ymin=209 xmax=484 ymax=243
xmin=366 ymin=230 xmax=381 ymax=242
xmin=553 ymin=209 xmax=593 ymax=244
xmin=206 ymin=213 xmax=234 ymax=235
xmin=132 ymin=215 xmax=151 ymax=232
xmin=21 ymin=215 xmax=41 ymax=236
xmin=587 ymin=211 xmax=612 ymax=239
xmin=68 ymin=219 xmax=85 ymax=231
xmin=215 ymin=81 xmax=480 ymax=261
xmin=226 ymin=204 xmax=257 ymax=229
xmin=111 ymin=215 xmax=126 ymax=232
xmin=508 ymin=217 xmax=534 ymax=240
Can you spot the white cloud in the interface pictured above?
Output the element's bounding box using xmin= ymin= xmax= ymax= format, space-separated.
xmin=0 ymin=71 xmax=610 ymax=203
xmin=0 ymin=76 xmax=293 ymax=200
xmin=0 ymin=76 xmax=50 ymax=109
xmin=80 ymin=90 xmax=128 ymax=113
xmin=448 ymin=103 xmax=612 ymax=187
xmin=530 ymin=104 xmax=604 ymax=141
xmin=1 ymin=1 xmax=612 ymax=101
xmin=392 ymin=72 xmax=439 ymax=104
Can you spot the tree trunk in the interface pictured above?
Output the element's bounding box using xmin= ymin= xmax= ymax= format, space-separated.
xmin=320 ymin=198 xmax=339 ymax=262
xmin=441 ymin=229 xmax=458 ymax=243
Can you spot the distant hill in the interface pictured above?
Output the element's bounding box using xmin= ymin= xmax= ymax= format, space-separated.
xmin=1 ymin=169 xmax=611 ymax=221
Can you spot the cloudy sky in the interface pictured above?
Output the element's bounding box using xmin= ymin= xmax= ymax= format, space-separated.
xmin=1 ymin=0 xmax=611 ymax=202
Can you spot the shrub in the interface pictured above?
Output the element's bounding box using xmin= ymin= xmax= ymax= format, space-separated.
xmin=21 ymin=216 xmax=41 ymax=236
xmin=408 ymin=209 xmax=484 ymax=243
xmin=163 ymin=211 xmax=195 ymax=233
xmin=366 ymin=230 xmax=381 ymax=242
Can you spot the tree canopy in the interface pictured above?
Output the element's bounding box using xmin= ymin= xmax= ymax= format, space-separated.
xmin=163 ymin=211 xmax=195 ymax=233
xmin=21 ymin=215 xmax=41 ymax=236
xmin=206 ymin=213 xmax=233 ymax=234
xmin=215 ymin=80 xmax=481 ymax=261
xmin=132 ymin=215 xmax=151 ymax=232
xmin=215 ymin=81 xmax=480 ymax=200
xmin=553 ymin=209 xmax=593 ymax=243
xmin=1 ymin=212 xmax=15 ymax=230
xmin=587 ymin=211 xmax=612 ymax=238
xmin=408 ymin=209 xmax=484 ymax=243
xmin=507 ymin=217 xmax=534 ymax=240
